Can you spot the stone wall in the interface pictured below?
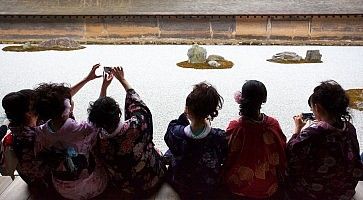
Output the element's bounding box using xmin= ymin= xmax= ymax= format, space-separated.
xmin=0 ymin=15 xmax=362 ymax=44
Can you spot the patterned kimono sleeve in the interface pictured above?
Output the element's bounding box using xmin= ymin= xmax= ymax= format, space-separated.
xmin=226 ymin=120 xmax=239 ymax=141
xmin=218 ymin=129 xmax=229 ymax=164
xmin=287 ymin=128 xmax=314 ymax=153
xmin=164 ymin=113 xmax=190 ymax=157
xmin=275 ymin=121 xmax=287 ymax=144
xmin=225 ymin=120 xmax=240 ymax=148
xmin=346 ymin=124 xmax=363 ymax=180
xmin=0 ymin=132 xmax=18 ymax=178
xmin=348 ymin=125 xmax=361 ymax=160
xmin=286 ymin=127 xmax=315 ymax=176
xmin=124 ymin=89 xmax=151 ymax=130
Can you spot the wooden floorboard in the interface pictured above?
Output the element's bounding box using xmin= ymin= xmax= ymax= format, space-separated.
xmin=153 ymin=183 xmax=180 ymax=200
xmin=0 ymin=176 xmax=31 ymax=200
xmin=0 ymin=176 xmax=362 ymax=200
xmin=0 ymin=176 xmax=12 ymax=196
xmin=353 ymin=181 xmax=363 ymax=200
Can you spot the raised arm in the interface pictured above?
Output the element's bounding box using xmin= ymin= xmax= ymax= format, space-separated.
xmin=99 ymin=72 xmax=113 ymax=97
xmin=70 ymin=64 xmax=102 ymax=97
xmin=112 ymin=66 xmax=133 ymax=91
xmin=164 ymin=113 xmax=191 ymax=156
xmin=291 ymin=114 xmax=307 ymax=139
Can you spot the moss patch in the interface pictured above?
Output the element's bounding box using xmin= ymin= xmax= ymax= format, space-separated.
xmin=266 ymin=59 xmax=322 ymax=64
xmin=177 ymin=60 xmax=234 ymax=69
xmin=2 ymin=45 xmax=85 ymax=52
xmin=346 ymin=89 xmax=363 ymax=111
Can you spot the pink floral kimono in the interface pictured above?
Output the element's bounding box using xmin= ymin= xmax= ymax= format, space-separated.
xmin=35 ymin=118 xmax=108 ymax=200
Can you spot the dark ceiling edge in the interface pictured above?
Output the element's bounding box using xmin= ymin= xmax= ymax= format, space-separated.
xmin=0 ymin=14 xmax=362 ymax=17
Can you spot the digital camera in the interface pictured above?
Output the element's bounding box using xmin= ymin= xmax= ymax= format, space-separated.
xmin=302 ymin=112 xmax=315 ymax=121
xmin=103 ymin=67 xmax=112 ymax=74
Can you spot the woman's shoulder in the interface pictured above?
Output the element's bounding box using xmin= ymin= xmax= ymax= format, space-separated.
xmin=226 ymin=118 xmax=241 ymax=132
xmin=263 ymin=114 xmax=281 ymax=126
xmin=344 ymin=121 xmax=356 ymax=133
xmin=166 ymin=123 xmax=189 ymax=140
xmin=210 ymin=127 xmax=226 ymax=137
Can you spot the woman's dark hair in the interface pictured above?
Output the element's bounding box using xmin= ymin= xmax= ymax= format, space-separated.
xmin=239 ymin=80 xmax=267 ymax=118
xmin=2 ymin=89 xmax=36 ymax=125
xmin=88 ymin=97 xmax=121 ymax=132
xmin=34 ymin=83 xmax=71 ymax=121
xmin=186 ymin=82 xmax=223 ymax=120
xmin=309 ymin=80 xmax=351 ymax=121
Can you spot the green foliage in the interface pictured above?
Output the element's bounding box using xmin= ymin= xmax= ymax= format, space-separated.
xmin=346 ymin=89 xmax=363 ymax=111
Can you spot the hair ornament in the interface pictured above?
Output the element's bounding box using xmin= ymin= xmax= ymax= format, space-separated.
xmin=234 ymin=91 xmax=243 ymax=104
xmin=62 ymin=99 xmax=72 ymax=119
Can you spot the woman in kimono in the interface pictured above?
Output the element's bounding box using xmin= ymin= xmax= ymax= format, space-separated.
xmin=33 ymin=64 xmax=108 ymax=199
xmin=87 ymin=67 xmax=166 ymax=198
xmin=164 ymin=81 xmax=228 ymax=199
xmin=1 ymin=89 xmax=52 ymax=187
xmin=286 ymin=80 xmax=363 ymax=200
xmin=0 ymin=64 xmax=103 ymax=193
xmin=223 ymin=80 xmax=287 ymax=200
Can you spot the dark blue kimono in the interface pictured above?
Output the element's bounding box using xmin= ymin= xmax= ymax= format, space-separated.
xmin=164 ymin=113 xmax=228 ymax=197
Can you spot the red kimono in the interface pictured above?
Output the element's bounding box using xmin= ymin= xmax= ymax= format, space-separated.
xmin=223 ymin=114 xmax=287 ymax=198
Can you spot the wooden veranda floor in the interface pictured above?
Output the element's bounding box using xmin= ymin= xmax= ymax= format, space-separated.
xmin=0 ymin=176 xmax=179 ymax=200
xmin=0 ymin=176 xmax=362 ymax=200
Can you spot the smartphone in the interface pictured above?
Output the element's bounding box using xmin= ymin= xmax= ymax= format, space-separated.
xmin=302 ymin=112 xmax=315 ymax=121
xmin=103 ymin=67 xmax=112 ymax=74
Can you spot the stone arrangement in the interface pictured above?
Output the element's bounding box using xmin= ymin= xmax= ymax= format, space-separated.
xmin=267 ymin=50 xmax=322 ymax=63
xmin=2 ymin=37 xmax=85 ymax=52
xmin=178 ymin=44 xmax=233 ymax=69
xmin=39 ymin=38 xmax=83 ymax=49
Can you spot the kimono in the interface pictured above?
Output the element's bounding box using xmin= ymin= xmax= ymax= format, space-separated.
xmin=0 ymin=125 xmax=52 ymax=187
xmin=35 ymin=119 xmax=108 ymax=200
xmin=164 ymin=113 xmax=228 ymax=197
xmin=96 ymin=89 xmax=166 ymax=195
xmin=287 ymin=121 xmax=363 ymax=200
xmin=223 ymin=114 xmax=287 ymax=198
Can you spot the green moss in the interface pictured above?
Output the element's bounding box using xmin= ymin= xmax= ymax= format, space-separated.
xmin=176 ymin=60 xmax=234 ymax=69
xmin=266 ymin=59 xmax=322 ymax=64
xmin=2 ymin=45 xmax=85 ymax=52
xmin=346 ymin=89 xmax=363 ymax=111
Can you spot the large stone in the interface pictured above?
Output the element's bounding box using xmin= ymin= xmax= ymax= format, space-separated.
xmin=187 ymin=44 xmax=207 ymax=64
xmin=207 ymin=55 xmax=225 ymax=62
xmin=269 ymin=52 xmax=303 ymax=62
xmin=305 ymin=50 xmax=322 ymax=63
xmin=39 ymin=37 xmax=82 ymax=49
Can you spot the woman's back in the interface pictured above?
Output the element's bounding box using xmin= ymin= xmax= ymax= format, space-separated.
xmin=165 ymin=118 xmax=227 ymax=193
xmin=35 ymin=118 xmax=108 ymax=200
xmin=287 ymin=121 xmax=362 ymax=199
xmin=95 ymin=89 xmax=166 ymax=194
xmin=224 ymin=115 xmax=286 ymax=198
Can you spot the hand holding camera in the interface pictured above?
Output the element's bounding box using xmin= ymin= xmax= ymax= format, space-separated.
xmin=102 ymin=66 xmax=114 ymax=89
xmin=301 ymin=113 xmax=315 ymax=121
xmin=103 ymin=66 xmax=113 ymax=74
xmin=293 ymin=112 xmax=316 ymax=134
